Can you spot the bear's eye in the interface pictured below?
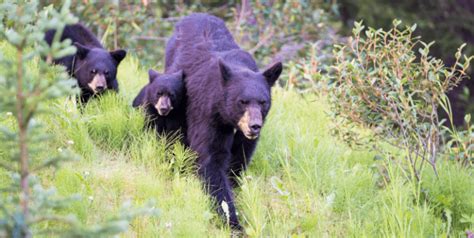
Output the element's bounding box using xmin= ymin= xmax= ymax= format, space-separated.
xmin=259 ymin=100 xmax=267 ymax=105
xmin=239 ymin=100 xmax=249 ymax=105
xmin=90 ymin=69 xmax=97 ymax=75
xmin=104 ymin=70 xmax=109 ymax=76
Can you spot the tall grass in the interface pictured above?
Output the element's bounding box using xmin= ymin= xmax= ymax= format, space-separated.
xmin=1 ymin=47 xmax=473 ymax=236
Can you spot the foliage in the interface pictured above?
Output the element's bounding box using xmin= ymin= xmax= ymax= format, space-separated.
xmin=58 ymin=0 xmax=174 ymax=67
xmin=39 ymin=1 xmax=340 ymax=68
xmin=337 ymin=0 xmax=474 ymax=125
xmin=229 ymin=0 xmax=340 ymax=65
xmin=39 ymin=1 xmax=223 ymax=67
xmin=327 ymin=20 xmax=473 ymax=180
xmin=278 ymin=41 xmax=338 ymax=92
xmin=443 ymin=114 xmax=474 ymax=167
xmin=337 ymin=0 xmax=474 ymax=62
xmin=0 ymin=1 xmax=155 ymax=237
xmin=420 ymin=162 xmax=474 ymax=234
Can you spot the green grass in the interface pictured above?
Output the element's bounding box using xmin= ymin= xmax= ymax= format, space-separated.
xmin=1 ymin=51 xmax=474 ymax=237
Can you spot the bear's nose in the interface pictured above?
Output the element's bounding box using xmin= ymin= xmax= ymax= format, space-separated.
xmin=96 ymin=86 xmax=105 ymax=92
xmin=158 ymin=105 xmax=172 ymax=116
xmin=250 ymin=124 xmax=261 ymax=134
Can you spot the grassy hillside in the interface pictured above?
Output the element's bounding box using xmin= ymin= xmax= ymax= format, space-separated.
xmin=1 ymin=51 xmax=473 ymax=237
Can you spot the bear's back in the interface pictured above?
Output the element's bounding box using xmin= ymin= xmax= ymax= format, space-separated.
xmin=169 ymin=13 xmax=258 ymax=74
xmin=45 ymin=23 xmax=102 ymax=49
xmin=176 ymin=13 xmax=239 ymax=53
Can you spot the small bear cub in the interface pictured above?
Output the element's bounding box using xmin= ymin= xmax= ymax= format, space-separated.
xmin=132 ymin=69 xmax=186 ymax=137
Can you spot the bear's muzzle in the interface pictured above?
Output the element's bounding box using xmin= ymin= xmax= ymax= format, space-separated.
xmin=88 ymin=74 xmax=107 ymax=93
xmin=155 ymin=96 xmax=173 ymax=116
xmin=238 ymin=106 xmax=262 ymax=140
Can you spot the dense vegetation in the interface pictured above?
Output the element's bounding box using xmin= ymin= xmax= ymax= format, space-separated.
xmin=338 ymin=0 xmax=474 ymax=126
xmin=1 ymin=1 xmax=473 ymax=237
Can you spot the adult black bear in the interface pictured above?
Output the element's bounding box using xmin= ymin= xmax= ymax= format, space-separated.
xmin=44 ymin=23 xmax=127 ymax=104
xmin=166 ymin=13 xmax=283 ymax=230
xmin=132 ymin=69 xmax=186 ymax=138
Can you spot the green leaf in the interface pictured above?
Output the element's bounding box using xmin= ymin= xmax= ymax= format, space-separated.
xmin=465 ymin=114 xmax=471 ymax=124
xmin=5 ymin=29 xmax=23 ymax=46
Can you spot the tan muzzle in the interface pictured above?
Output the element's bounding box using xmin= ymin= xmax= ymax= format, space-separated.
xmin=154 ymin=96 xmax=173 ymax=116
xmin=88 ymin=74 xmax=107 ymax=93
xmin=237 ymin=106 xmax=262 ymax=140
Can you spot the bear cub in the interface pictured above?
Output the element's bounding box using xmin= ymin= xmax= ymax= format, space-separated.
xmin=132 ymin=69 xmax=186 ymax=137
xmin=44 ymin=23 xmax=127 ymax=104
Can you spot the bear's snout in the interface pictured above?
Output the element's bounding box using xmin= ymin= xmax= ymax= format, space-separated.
xmin=238 ymin=106 xmax=262 ymax=140
xmin=88 ymin=74 xmax=107 ymax=93
xmin=155 ymin=96 xmax=173 ymax=116
xmin=250 ymin=123 xmax=261 ymax=135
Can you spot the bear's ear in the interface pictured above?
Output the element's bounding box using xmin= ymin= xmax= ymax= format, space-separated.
xmin=218 ymin=59 xmax=232 ymax=81
xmin=110 ymin=49 xmax=127 ymax=64
xmin=263 ymin=62 xmax=283 ymax=87
xmin=148 ymin=69 xmax=161 ymax=83
xmin=74 ymin=42 xmax=90 ymax=59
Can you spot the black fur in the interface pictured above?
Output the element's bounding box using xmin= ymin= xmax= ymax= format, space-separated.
xmin=132 ymin=70 xmax=186 ymax=139
xmin=165 ymin=13 xmax=282 ymax=230
xmin=44 ymin=23 xmax=126 ymax=103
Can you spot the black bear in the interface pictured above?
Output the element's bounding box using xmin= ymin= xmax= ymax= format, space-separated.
xmin=44 ymin=23 xmax=127 ymax=104
xmin=132 ymin=69 xmax=186 ymax=137
xmin=165 ymin=13 xmax=283 ymax=230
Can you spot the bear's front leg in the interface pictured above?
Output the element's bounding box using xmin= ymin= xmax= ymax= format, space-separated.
xmin=229 ymin=130 xmax=258 ymax=186
xmin=79 ymin=89 xmax=93 ymax=105
xmin=198 ymin=150 xmax=242 ymax=230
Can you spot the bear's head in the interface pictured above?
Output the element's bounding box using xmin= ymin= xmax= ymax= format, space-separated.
xmin=145 ymin=69 xmax=185 ymax=116
xmin=219 ymin=60 xmax=283 ymax=140
xmin=73 ymin=42 xmax=126 ymax=95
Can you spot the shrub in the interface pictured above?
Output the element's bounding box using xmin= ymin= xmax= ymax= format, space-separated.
xmin=328 ymin=20 xmax=472 ymax=180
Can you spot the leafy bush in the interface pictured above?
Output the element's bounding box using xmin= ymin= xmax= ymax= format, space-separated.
xmin=278 ymin=41 xmax=338 ymax=92
xmin=327 ymin=20 xmax=472 ymax=180
xmin=338 ymin=0 xmax=474 ymax=126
